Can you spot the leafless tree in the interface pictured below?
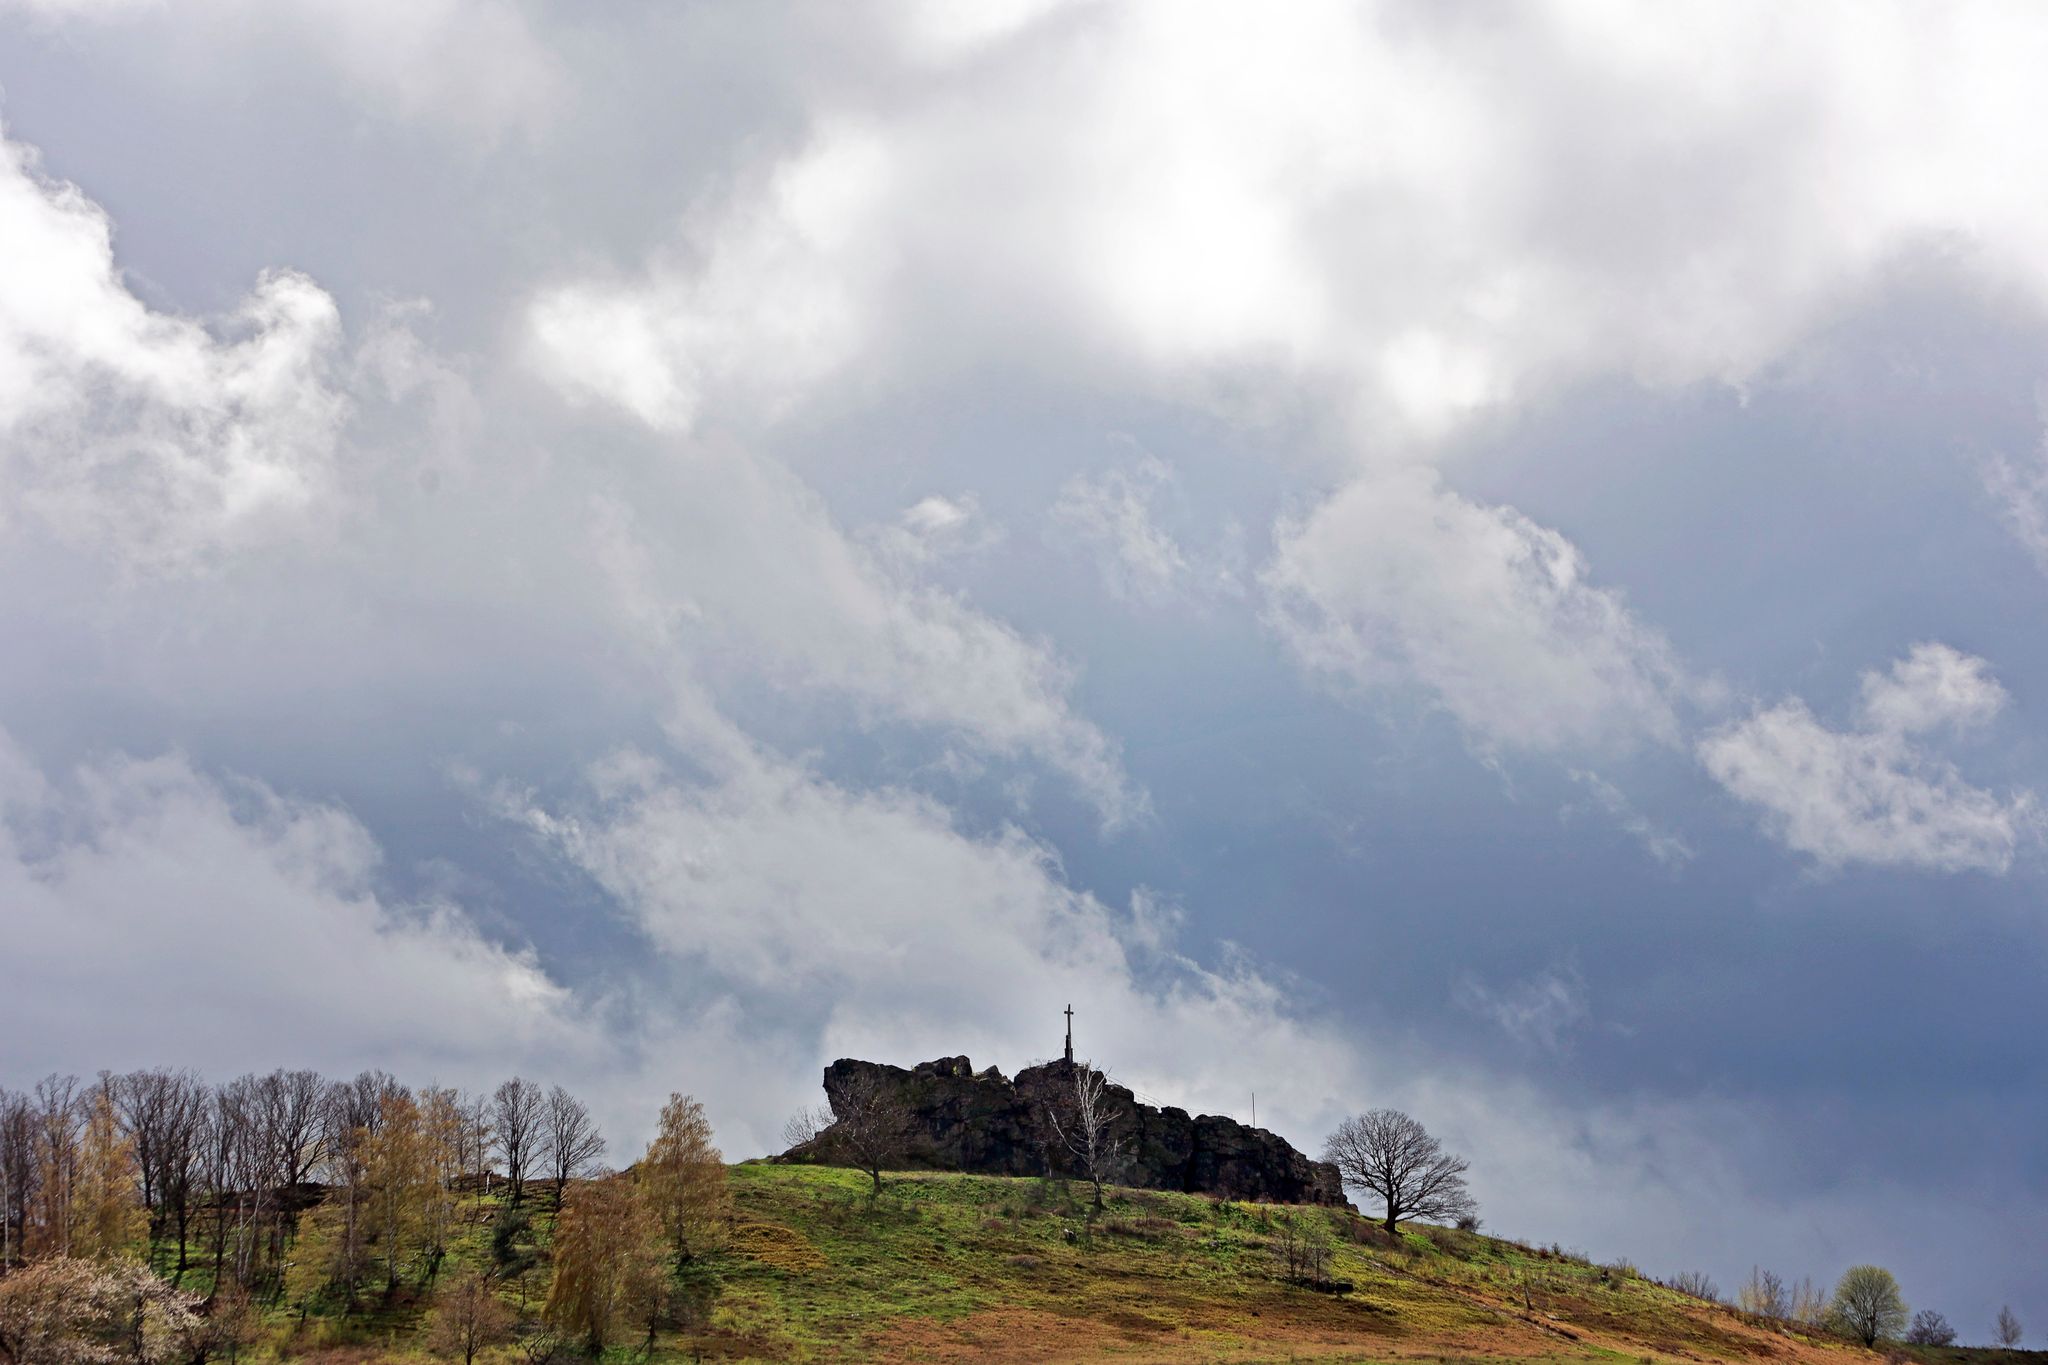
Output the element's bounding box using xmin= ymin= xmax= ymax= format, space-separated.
xmin=1737 ymin=1265 xmax=1787 ymax=1318
xmin=493 ymin=1078 xmax=546 ymax=1205
xmin=429 ymin=1268 xmax=515 ymax=1365
xmin=1321 ymin=1108 xmax=1476 ymax=1235
xmin=456 ymin=1091 xmax=495 ymax=1185
xmin=542 ymin=1087 xmax=605 ymax=1204
xmin=200 ymin=1081 xmax=244 ymax=1291
xmin=1046 ymin=1062 xmax=1125 ymax=1211
xmin=0 ymin=1088 xmax=33 ymax=1269
xmin=112 ymin=1071 xmax=176 ymax=1235
xmin=114 ymin=1070 xmax=208 ymax=1283
xmin=781 ymin=1105 xmax=832 ymax=1152
xmin=256 ymin=1069 xmax=328 ymax=1188
xmin=1789 ymin=1275 xmax=1828 ymax=1327
xmin=1269 ymin=1208 xmax=1336 ymax=1286
xmin=1669 ymin=1269 xmax=1720 ymax=1302
xmin=824 ymin=1071 xmax=909 ymax=1196
xmin=1906 ymin=1309 xmax=1956 ymax=1346
xmin=30 ymin=1076 xmax=81 ymax=1260
xmin=1997 ymin=1304 xmax=2023 ymax=1348
xmin=316 ymin=1071 xmax=403 ymax=1304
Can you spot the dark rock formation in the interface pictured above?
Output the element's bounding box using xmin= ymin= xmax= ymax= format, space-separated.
xmin=789 ymin=1054 xmax=1348 ymax=1207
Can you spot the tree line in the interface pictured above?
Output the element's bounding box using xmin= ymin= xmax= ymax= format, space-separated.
xmin=1671 ymin=1259 xmax=2024 ymax=1350
xmin=0 ymin=1069 xmax=732 ymax=1362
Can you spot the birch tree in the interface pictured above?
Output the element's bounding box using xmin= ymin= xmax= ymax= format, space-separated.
xmin=640 ymin=1094 xmax=729 ymax=1268
xmin=1046 ymin=1063 xmax=1125 ymax=1211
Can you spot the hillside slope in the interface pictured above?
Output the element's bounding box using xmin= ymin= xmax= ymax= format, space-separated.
xmin=699 ymin=1164 xmax=1946 ymax=1363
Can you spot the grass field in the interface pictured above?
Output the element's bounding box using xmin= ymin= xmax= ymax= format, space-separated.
xmin=214 ymin=1164 xmax=2039 ymax=1364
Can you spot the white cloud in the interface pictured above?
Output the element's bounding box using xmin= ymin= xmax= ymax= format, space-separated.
xmin=1 ymin=0 xmax=559 ymax=137
xmin=0 ymin=730 xmax=602 ymax=1083
xmin=1050 ymin=454 xmax=1194 ymax=605
xmin=1982 ymin=417 xmax=2048 ymax=573
xmin=1265 ymin=466 xmax=1686 ymax=757
xmin=526 ymin=122 xmax=883 ymax=432
xmin=866 ymin=493 xmax=998 ymax=570
xmin=1698 ymin=644 xmax=2034 ymax=873
xmin=519 ymin=2 xmax=2048 ymax=442
xmin=0 ymin=117 xmax=1133 ymax=828
xmin=1456 ymin=963 xmax=1591 ymax=1054
xmin=587 ymin=455 xmax=1143 ymax=825
xmin=0 ymin=127 xmax=348 ymax=572
xmin=1856 ymin=641 xmax=2008 ymax=736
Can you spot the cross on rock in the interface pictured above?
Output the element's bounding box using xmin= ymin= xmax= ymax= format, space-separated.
xmin=1063 ymin=1003 xmax=1074 ymax=1064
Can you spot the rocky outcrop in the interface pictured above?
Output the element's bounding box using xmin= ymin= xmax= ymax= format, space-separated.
xmin=791 ymin=1054 xmax=1348 ymax=1207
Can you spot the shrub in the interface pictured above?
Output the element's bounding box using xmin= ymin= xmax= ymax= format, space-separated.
xmin=1905 ymin=1308 xmax=1956 ymax=1346
xmin=1668 ymin=1270 xmax=1719 ymax=1302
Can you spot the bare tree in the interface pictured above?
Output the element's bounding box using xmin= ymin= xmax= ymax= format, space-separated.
xmin=542 ymin=1087 xmax=605 ymax=1205
xmin=199 ymin=1082 xmax=243 ymax=1292
xmin=1789 ymin=1276 xmax=1829 ymax=1327
xmin=30 ymin=1076 xmax=82 ymax=1260
xmin=1045 ymin=1062 xmax=1125 ymax=1211
xmin=429 ymin=1269 xmax=515 ymax=1365
xmin=824 ymin=1071 xmax=908 ymax=1196
xmin=114 ymin=1070 xmax=208 ymax=1282
xmin=0 ymin=1088 xmax=34 ymax=1269
xmin=112 ymin=1071 xmax=175 ymax=1237
xmin=493 ymin=1079 xmax=545 ymax=1206
xmin=781 ymin=1106 xmax=832 ymax=1152
xmin=1906 ymin=1309 xmax=1956 ymax=1346
xmin=256 ymin=1069 xmax=328 ymax=1188
xmin=1669 ymin=1270 xmax=1719 ymax=1302
xmin=1269 ymin=1208 xmax=1336 ymax=1287
xmin=1737 ymin=1265 xmax=1787 ymax=1318
xmin=1321 ymin=1109 xmax=1476 ymax=1235
xmin=1997 ymin=1304 xmax=2023 ymax=1348
xmin=455 ymin=1092 xmax=494 ymax=1186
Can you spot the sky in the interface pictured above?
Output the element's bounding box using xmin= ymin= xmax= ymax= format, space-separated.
xmin=0 ymin=0 xmax=2043 ymax=1343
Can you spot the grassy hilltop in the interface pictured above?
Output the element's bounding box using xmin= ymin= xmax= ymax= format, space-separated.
xmin=701 ymin=1164 xmax=1995 ymax=1363
xmin=199 ymin=1162 xmax=2031 ymax=1364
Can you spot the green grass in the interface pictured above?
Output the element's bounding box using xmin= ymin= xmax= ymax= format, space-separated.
xmin=159 ymin=1165 xmax=2045 ymax=1364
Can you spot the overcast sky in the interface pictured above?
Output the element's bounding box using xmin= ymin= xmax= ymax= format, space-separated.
xmin=2 ymin=0 xmax=2044 ymax=1342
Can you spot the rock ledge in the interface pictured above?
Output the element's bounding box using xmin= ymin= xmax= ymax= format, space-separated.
xmin=788 ymin=1054 xmax=1349 ymax=1207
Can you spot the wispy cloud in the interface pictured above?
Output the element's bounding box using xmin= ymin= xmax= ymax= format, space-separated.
xmin=1699 ymin=645 xmax=2036 ymax=874
xmin=1568 ymin=770 xmax=1695 ymax=869
xmin=1456 ymin=963 xmax=1591 ymax=1055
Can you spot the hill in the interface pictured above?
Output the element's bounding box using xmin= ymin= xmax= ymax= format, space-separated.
xmin=10 ymin=1160 xmax=2036 ymax=1363
xmin=696 ymin=1163 xmax=2016 ymax=1362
